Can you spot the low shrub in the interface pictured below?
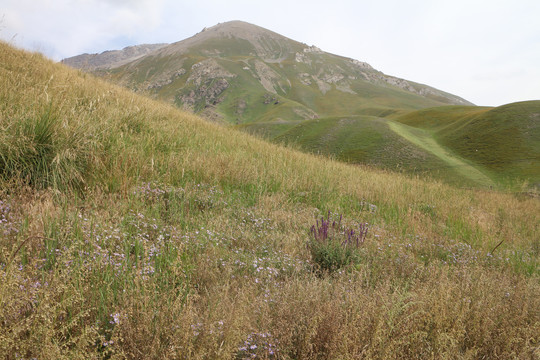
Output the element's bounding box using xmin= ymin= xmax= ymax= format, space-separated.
xmin=308 ymin=212 xmax=368 ymax=272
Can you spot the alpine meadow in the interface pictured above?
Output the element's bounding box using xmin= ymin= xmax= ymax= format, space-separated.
xmin=1 ymin=23 xmax=539 ymax=360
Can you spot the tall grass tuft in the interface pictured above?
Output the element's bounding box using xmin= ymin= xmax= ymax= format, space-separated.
xmin=0 ymin=103 xmax=102 ymax=192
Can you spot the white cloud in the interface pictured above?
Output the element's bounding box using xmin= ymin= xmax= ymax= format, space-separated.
xmin=1 ymin=0 xmax=166 ymax=58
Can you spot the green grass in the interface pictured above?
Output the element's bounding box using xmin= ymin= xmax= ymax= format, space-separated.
xmin=1 ymin=42 xmax=539 ymax=359
xmin=241 ymin=115 xmax=495 ymax=187
xmin=387 ymin=121 xmax=495 ymax=187
xmin=239 ymin=101 xmax=540 ymax=190
xmin=396 ymin=103 xmax=540 ymax=188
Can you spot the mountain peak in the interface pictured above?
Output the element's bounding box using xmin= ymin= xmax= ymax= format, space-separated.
xmin=200 ymin=20 xmax=276 ymax=34
xmin=160 ymin=20 xmax=303 ymax=61
xmin=63 ymin=20 xmax=473 ymax=113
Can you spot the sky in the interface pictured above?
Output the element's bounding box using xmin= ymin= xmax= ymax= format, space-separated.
xmin=1 ymin=0 xmax=539 ymax=107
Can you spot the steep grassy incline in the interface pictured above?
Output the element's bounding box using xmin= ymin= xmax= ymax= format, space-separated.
xmin=1 ymin=42 xmax=539 ymax=359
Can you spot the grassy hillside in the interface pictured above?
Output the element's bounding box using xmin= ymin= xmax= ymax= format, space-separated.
xmin=241 ymin=101 xmax=540 ymax=189
xmin=397 ymin=103 xmax=540 ymax=187
xmin=241 ymin=115 xmax=494 ymax=188
xmin=1 ymin=42 xmax=539 ymax=359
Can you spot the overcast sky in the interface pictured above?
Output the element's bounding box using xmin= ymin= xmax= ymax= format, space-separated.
xmin=1 ymin=0 xmax=539 ymax=106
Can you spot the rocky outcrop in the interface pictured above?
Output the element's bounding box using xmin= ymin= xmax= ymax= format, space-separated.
xmin=147 ymin=69 xmax=186 ymax=90
xmin=293 ymin=107 xmax=319 ymax=120
xmin=254 ymin=60 xmax=282 ymax=94
xmin=188 ymin=59 xmax=235 ymax=86
xmin=178 ymin=78 xmax=230 ymax=111
xmin=349 ymin=59 xmax=373 ymax=70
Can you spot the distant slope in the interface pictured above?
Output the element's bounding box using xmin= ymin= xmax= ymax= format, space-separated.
xmin=396 ymin=101 xmax=540 ymax=186
xmin=64 ymin=20 xmax=473 ymax=126
xmin=242 ymin=115 xmax=494 ymax=187
xmin=397 ymin=101 xmax=540 ymax=186
xmin=242 ymin=101 xmax=540 ymax=188
xmin=386 ymin=121 xmax=495 ymax=187
xmin=61 ymin=43 xmax=168 ymax=71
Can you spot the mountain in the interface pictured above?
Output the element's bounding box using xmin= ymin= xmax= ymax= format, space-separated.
xmin=63 ymin=21 xmax=540 ymax=189
xmin=63 ymin=20 xmax=472 ymax=124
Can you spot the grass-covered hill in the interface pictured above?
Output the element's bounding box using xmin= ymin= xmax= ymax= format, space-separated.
xmin=1 ymin=41 xmax=539 ymax=359
xmin=396 ymin=102 xmax=540 ymax=187
xmin=241 ymin=102 xmax=540 ymax=189
xmin=239 ymin=115 xmax=488 ymax=187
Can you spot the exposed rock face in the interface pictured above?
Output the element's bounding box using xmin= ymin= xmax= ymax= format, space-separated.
xmin=349 ymin=59 xmax=373 ymax=70
xmin=304 ymin=45 xmax=323 ymax=54
xmin=254 ymin=60 xmax=283 ymax=94
xmin=178 ymin=78 xmax=230 ymax=111
xmin=293 ymin=107 xmax=319 ymax=120
xmin=147 ymin=69 xmax=186 ymax=90
xmin=298 ymin=73 xmax=312 ymax=85
xmin=295 ymin=52 xmax=311 ymax=65
xmin=188 ymin=59 xmax=235 ymax=86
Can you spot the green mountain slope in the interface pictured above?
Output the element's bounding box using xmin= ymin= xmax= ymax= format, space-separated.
xmin=242 ymin=115 xmax=495 ymax=187
xmin=241 ymin=101 xmax=540 ymax=189
xmin=2 ymin=41 xmax=539 ymax=359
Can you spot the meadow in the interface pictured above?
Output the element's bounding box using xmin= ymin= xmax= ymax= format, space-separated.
xmin=1 ymin=42 xmax=539 ymax=359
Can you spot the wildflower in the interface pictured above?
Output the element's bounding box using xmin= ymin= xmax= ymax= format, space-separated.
xmin=110 ymin=313 xmax=121 ymax=325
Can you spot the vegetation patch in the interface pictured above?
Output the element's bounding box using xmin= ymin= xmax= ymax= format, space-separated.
xmin=308 ymin=212 xmax=368 ymax=273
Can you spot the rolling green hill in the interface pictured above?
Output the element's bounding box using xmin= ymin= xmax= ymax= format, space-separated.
xmin=2 ymin=41 xmax=539 ymax=359
xmin=241 ymin=101 xmax=540 ymax=189
xmin=395 ymin=102 xmax=540 ymax=187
